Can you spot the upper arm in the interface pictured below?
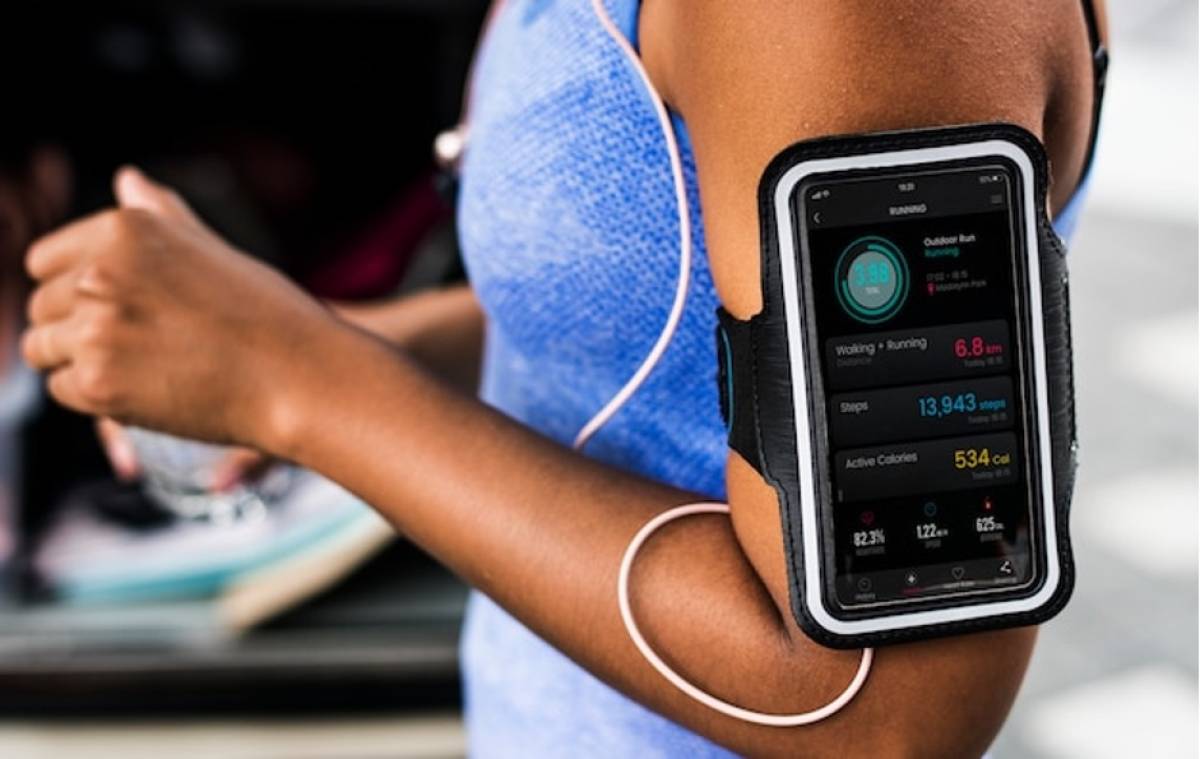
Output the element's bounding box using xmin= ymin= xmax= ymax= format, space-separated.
xmin=644 ymin=0 xmax=1093 ymax=318
xmin=638 ymin=2 xmax=1093 ymax=755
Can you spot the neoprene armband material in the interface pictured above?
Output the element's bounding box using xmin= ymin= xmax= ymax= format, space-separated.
xmin=716 ymin=124 xmax=1077 ymax=648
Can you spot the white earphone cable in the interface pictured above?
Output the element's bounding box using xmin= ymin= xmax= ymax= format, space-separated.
xmin=585 ymin=0 xmax=874 ymax=727
xmin=572 ymin=0 xmax=692 ymax=451
xmin=618 ymin=502 xmax=876 ymax=727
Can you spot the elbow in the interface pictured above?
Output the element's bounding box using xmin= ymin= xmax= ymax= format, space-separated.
xmin=881 ymin=720 xmax=999 ymax=759
xmin=858 ymin=628 xmax=1037 ymax=759
xmin=730 ymin=627 xmax=1035 ymax=759
xmin=884 ymin=723 xmax=995 ymax=759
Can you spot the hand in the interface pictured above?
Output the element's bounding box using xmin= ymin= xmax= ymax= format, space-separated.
xmin=21 ymin=167 xmax=338 ymax=451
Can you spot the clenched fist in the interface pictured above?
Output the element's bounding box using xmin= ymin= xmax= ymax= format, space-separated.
xmin=22 ymin=167 xmax=339 ymax=451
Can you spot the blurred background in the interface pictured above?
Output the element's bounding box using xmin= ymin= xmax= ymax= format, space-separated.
xmin=0 ymin=1 xmax=1195 ymax=757
xmin=992 ymin=1 xmax=1198 ymax=756
xmin=0 ymin=2 xmax=486 ymax=756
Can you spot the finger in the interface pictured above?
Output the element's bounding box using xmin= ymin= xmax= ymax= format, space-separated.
xmin=211 ymin=448 xmax=272 ymax=491
xmin=114 ymin=166 xmax=202 ymax=228
xmin=46 ymin=366 xmax=88 ymax=415
xmin=25 ymin=210 xmax=109 ymax=281
xmin=97 ymin=417 xmax=141 ymax=481
xmin=20 ymin=320 xmax=76 ymax=370
xmin=26 ymin=270 xmax=78 ymax=324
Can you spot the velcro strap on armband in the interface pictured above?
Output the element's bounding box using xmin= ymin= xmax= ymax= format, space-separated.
xmin=716 ymin=307 xmax=765 ymax=476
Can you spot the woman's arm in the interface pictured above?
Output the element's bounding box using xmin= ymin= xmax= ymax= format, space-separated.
xmin=22 ymin=2 xmax=1098 ymax=755
xmin=23 ymin=178 xmax=1024 ymax=759
xmin=330 ymin=286 xmax=484 ymax=394
xmin=92 ymin=287 xmax=484 ymax=483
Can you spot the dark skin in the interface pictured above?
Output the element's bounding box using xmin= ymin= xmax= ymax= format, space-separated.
xmin=21 ymin=1 xmax=1104 ymax=755
xmin=93 ymin=288 xmax=485 ymax=486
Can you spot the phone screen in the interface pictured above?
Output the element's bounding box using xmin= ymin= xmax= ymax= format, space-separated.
xmin=797 ymin=160 xmax=1042 ymax=612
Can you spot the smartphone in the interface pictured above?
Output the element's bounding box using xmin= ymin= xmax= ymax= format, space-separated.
xmin=766 ymin=132 xmax=1071 ymax=643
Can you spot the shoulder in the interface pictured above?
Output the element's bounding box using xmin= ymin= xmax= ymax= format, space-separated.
xmin=639 ymin=0 xmax=1099 ymax=211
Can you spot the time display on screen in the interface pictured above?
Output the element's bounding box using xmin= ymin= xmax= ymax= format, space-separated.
xmin=800 ymin=162 xmax=1038 ymax=611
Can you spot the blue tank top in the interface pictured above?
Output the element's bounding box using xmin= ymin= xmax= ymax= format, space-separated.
xmin=457 ymin=2 xmax=1090 ymax=755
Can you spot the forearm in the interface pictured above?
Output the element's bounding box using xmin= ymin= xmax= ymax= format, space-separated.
xmin=265 ymin=320 xmax=1029 ymax=757
xmin=22 ymin=171 xmax=1030 ymax=755
xmin=329 ymin=284 xmax=484 ymax=394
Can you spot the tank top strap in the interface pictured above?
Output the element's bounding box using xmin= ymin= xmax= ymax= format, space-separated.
xmin=598 ymin=0 xmax=642 ymax=48
xmin=1079 ymin=0 xmax=1108 ymax=182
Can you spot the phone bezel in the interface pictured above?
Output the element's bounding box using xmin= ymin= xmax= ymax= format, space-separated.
xmin=772 ymin=140 xmax=1059 ymax=635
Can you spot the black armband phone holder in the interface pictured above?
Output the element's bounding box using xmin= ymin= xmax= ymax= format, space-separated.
xmin=717 ymin=124 xmax=1077 ymax=648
